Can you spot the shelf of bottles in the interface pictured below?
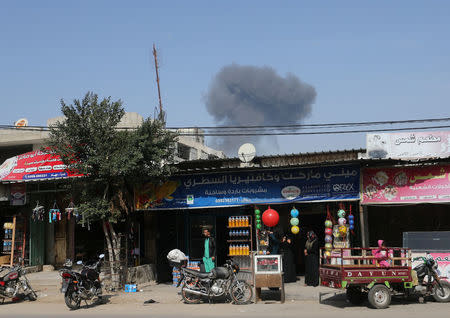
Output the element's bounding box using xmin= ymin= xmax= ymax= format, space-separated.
xmin=227 ymin=216 xmax=252 ymax=256
xmin=2 ymin=222 xmax=14 ymax=254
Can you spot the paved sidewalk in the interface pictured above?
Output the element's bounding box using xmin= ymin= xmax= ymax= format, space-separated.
xmin=26 ymin=270 xmax=338 ymax=305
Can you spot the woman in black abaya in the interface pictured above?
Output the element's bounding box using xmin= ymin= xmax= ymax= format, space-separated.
xmin=280 ymin=234 xmax=297 ymax=283
xmin=304 ymin=231 xmax=319 ymax=286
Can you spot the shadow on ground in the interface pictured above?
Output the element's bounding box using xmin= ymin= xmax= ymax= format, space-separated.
xmin=320 ymin=292 xmax=431 ymax=309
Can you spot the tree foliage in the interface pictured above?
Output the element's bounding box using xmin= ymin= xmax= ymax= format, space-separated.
xmin=47 ymin=92 xmax=177 ymax=223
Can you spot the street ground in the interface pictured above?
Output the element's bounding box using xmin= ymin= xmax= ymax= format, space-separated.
xmin=1 ymin=271 xmax=449 ymax=317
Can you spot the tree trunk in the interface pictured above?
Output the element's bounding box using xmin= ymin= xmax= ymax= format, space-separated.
xmin=103 ymin=221 xmax=121 ymax=290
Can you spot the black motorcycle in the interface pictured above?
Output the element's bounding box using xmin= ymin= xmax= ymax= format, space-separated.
xmin=173 ymin=259 xmax=253 ymax=305
xmin=0 ymin=264 xmax=37 ymax=303
xmin=411 ymin=255 xmax=450 ymax=302
xmin=60 ymin=254 xmax=104 ymax=310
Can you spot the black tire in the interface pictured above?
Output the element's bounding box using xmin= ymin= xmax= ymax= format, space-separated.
xmin=433 ymin=281 xmax=450 ymax=303
xmin=181 ymin=284 xmax=201 ymax=304
xmin=368 ymin=284 xmax=391 ymax=309
xmin=23 ymin=280 xmax=37 ymax=301
xmin=230 ymin=281 xmax=253 ymax=305
xmin=64 ymin=286 xmax=81 ymax=310
xmin=346 ymin=286 xmax=366 ymax=305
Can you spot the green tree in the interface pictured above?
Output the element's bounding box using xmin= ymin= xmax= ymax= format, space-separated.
xmin=47 ymin=92 xmax=177 ymax=288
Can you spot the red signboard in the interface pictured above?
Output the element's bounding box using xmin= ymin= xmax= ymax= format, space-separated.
xmin=0 ymin=150 xmax=81 ymax=182
xmin=362 ymin=165 xmax=450 ymax=204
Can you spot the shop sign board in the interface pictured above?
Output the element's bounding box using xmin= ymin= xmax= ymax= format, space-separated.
xmin=0 ymin=150 xmax=82 ymax=182
xmin=362 ymin=165 xmax=450 ymax=204
xmin=10 ymin=183 xmax=26 ymax=206
xmin=135 ymin=164 xmax=360 ymax=209
xmin=366 ymin=131 xmax=450 ymax=159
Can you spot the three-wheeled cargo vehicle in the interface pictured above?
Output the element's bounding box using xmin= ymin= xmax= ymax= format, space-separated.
xmin=319 ymin=247 xmax=450 ymax=309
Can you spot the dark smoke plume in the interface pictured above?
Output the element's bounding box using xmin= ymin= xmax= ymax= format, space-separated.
xmin=204 ymin=64 xmax=316 ymax=156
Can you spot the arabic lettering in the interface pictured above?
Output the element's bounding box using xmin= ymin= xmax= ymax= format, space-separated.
xmin=395 ymin=134 xmax=416 ymax=145
xmin=409 ymin=168 xmax=447 ymax=183
xmin=418 ymin=135 xmax=441 ymax=144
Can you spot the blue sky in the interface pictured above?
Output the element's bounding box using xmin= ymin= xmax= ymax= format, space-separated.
xmin=1 ymin=1 xmax=449 ymax=156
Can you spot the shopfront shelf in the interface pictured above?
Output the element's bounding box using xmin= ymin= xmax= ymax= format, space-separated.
xmin=2 ymin=240 xmax=12 ymax=242
xmin=227 ymin=239 xmax=250 ymax=242
xmin=227 ymin=226 xmax=251 ymax=229
xmin=228 ymin=254 xmax=251 ymax=257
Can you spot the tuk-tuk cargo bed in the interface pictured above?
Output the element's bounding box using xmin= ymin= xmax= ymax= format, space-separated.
xmin=319 ymin=248 xmax=413 ymax=289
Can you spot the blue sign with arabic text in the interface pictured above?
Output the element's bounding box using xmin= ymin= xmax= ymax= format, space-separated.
xmin=135 ymin=164 xmax=360 ymax=210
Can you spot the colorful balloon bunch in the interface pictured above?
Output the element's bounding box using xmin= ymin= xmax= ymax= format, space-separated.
xmin=324 ymin=206 xmax=333 ymax=257
xmin=254 ymin=208 xmax=261 ymax=230
xmin=348 ymin=206 xmax=355 ymax=231
xmin=337 ymin=208 xmax=347 ymax=237
xmin=290 ymin=207 xmax=299 ymax=234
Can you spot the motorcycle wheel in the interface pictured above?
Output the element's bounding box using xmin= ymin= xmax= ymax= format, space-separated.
xmin=64 ymin=286 xmax=81 ymax=310
xmin=181 ymin=283 xmax=201 ymax=304
xmin=230 ymin=281 xmax=253 ymax=305
xmin=23 ymin=281 xmax=37 ymax=301
xmin=433 ymin=281 xmax=450 ymax=302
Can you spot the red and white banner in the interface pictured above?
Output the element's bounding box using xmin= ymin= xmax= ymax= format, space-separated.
xmin=0 ymin=150 xmax=81 ymax=182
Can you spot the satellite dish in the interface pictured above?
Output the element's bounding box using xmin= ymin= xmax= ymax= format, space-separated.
xmin=14 ymin=118 xmax=28 ymax=127
xmin=238 ymin=143 xmax=256 ymax=163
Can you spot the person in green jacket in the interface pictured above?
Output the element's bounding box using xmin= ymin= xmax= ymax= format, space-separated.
xmin=202 ymin=228 xmax=216 ymax=272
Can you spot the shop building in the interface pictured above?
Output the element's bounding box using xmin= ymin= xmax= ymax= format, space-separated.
xmin=361 ymin=131 xmax=450 ymax=280
xmin=134 ymin=149 xmax=365 ymax=282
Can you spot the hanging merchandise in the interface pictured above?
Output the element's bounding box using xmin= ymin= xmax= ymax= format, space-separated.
xmin=324 ymin=205 xmax=334 ymax=250
xmin=254 ymin=207 xmax=262 ymax=230
xmin=332 ymin=203 xmax=350 ymax=248
xmin=65 ymin=201 xmax=78 ymax=220
xmin=32 ymin=201 xmax=45 ymax=221
xmin=325 ymin=243 xmax=333 ymax=251
xmin=348 ymin=205 xmax=355 ymax=231
xmin=262 ymin=207 xmax=279 ymax=227
xmin=337 ymin=208 xmax=346 ymax=218
xmin=338 ymin=217 xmax=347 ymax=226
xmin=290 ymin=207 xmax=299 ymax=218
xmin=49 ymin=201 xmax=61 ymax=222
xmin=289 ymin=207 xmax=300 ymax=235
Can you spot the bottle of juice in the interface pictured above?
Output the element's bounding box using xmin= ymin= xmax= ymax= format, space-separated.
xmin=228 ymin=217 xmax=231 ymax=227
xmin=229 ymin=245 xmax=232 ymax=255
xmin=245 ymin=216 xmax=249 ymax=226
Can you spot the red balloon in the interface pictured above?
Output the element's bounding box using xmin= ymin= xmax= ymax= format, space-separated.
xmin=262 ymin=207 xmax=279 ymax=227
xmin=325 ymin=228 xmax=333 ymax=236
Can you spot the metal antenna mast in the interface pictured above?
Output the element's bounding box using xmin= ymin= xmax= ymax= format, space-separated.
xmin=152 ymin=44 xmax=165 ymax=123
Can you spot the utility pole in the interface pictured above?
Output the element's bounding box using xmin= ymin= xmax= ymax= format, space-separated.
xmin=153 ymin=43 xmax=165 ymax=123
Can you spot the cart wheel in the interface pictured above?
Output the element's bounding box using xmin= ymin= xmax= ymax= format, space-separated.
xmin=346 ymin=286 xmax=366 ymax=305
xmin=368 ymin=284 xmax=391 ymax=309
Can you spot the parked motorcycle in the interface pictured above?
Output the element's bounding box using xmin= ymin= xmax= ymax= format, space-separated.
xmin=167 ymin=250 xmax=252 ymax=305
xmin=60 ymin=254 xmax=104 ymax=310
xmin=410 ymin=255 xmax=450 ymax=302
xmin=0 ymin=264 xmax=37 ymax=303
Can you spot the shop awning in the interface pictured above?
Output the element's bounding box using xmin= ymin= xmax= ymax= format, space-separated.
xmin=0 ymin=150 xmax=82 ymax=183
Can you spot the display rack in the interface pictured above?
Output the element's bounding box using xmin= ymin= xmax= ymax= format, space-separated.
xmin=227 ymin=215 xmax=253 ymax=283
xmin=1 ymin=216 xmax=27 ymax=267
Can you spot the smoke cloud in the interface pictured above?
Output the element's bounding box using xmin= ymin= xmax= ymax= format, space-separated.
xmin=204 ymin=64 xmax=317 ymax=156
